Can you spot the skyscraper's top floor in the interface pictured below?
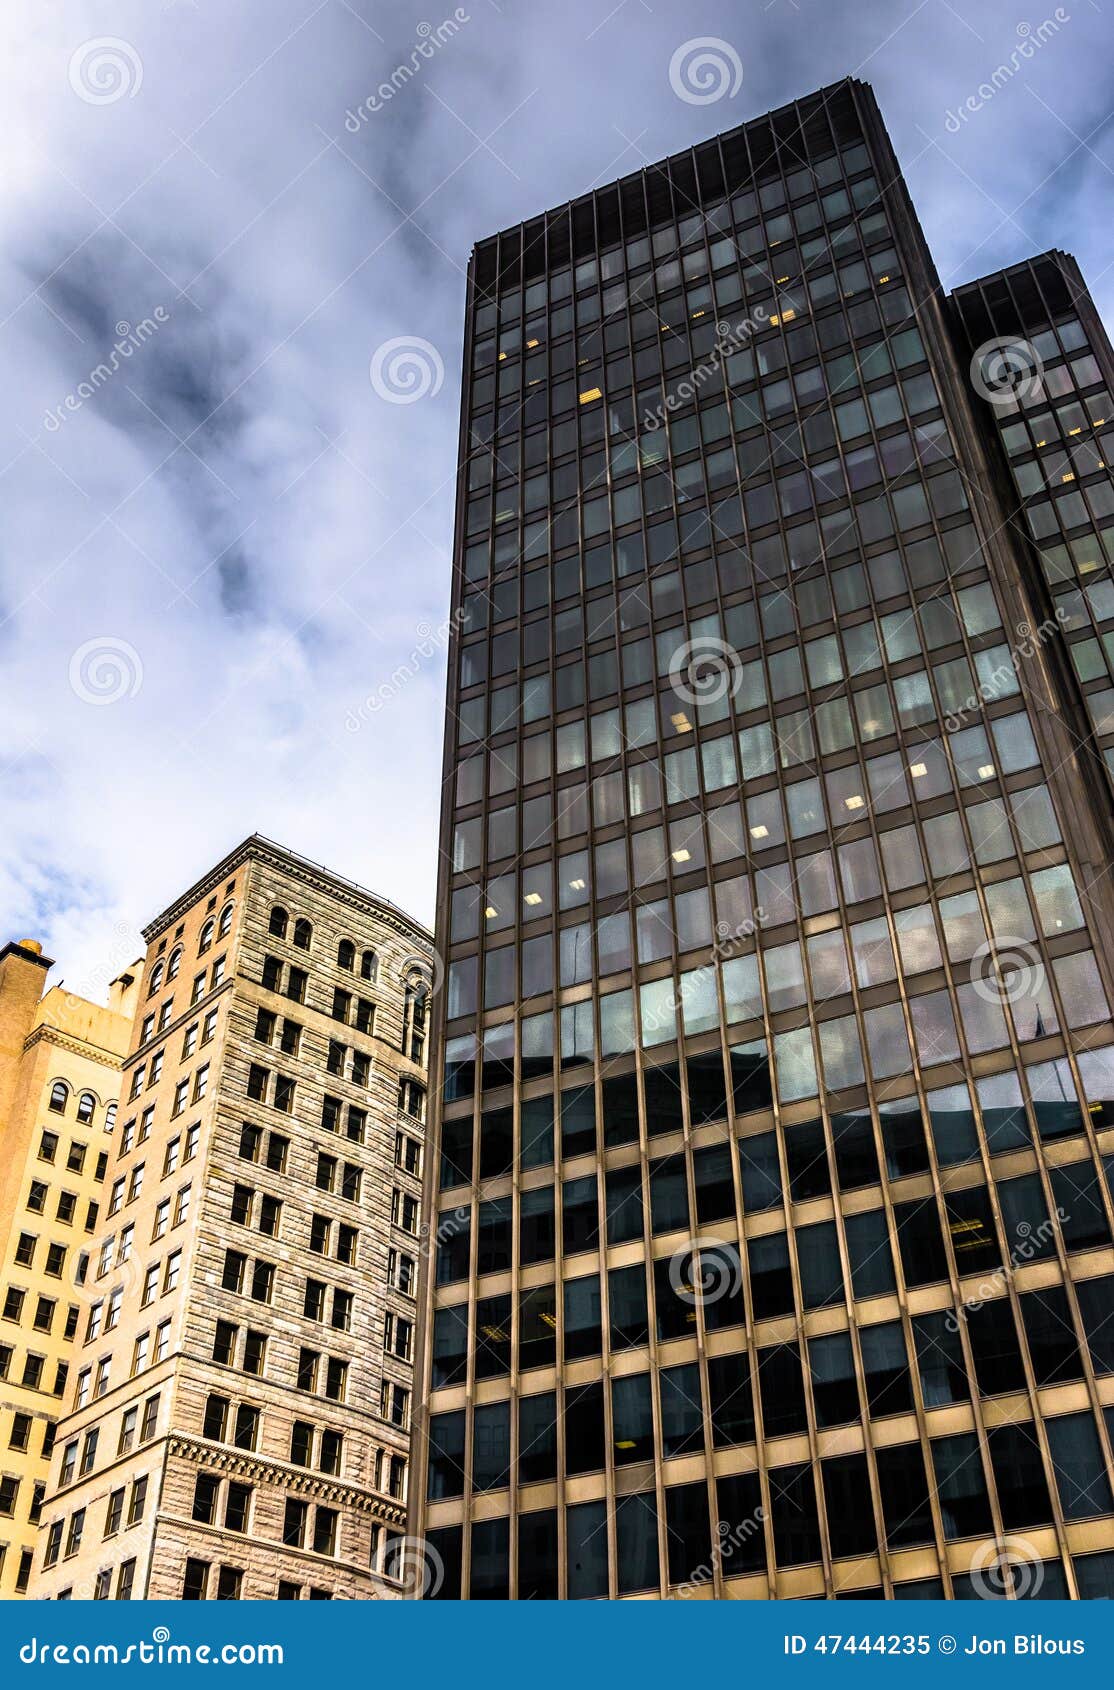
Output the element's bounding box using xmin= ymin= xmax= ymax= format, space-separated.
xmin=468 ymin=79 xmax=908 ymax=289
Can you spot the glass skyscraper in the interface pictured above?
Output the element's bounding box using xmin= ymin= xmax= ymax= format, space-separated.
xmin=414 ymin=77 xmax=1114 ymax=1600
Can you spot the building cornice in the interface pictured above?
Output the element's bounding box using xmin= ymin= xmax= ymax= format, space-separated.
xmin=1 ymin=940 xmax=54 ymax=971
xmin=166 ymin=1434 xmax=407 ymax=1527
xmin=22 ymin=1024 xmax=126 ymax=1067
xmin=142 ymin=835 xmax=432 ymax=953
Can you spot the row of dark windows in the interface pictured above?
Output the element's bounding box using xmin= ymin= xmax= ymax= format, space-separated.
xmin=426 ymin=1474 xmax=1114 ymax=1599
xmin=428 ymin=1161 xmax=1113 ymax=1389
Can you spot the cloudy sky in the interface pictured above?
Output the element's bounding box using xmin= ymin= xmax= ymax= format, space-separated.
xmin=1 ymin=0 xmax=1110 ymax=998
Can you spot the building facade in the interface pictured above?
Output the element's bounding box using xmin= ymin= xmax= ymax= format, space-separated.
xmin=414 ymin=78 xmax=1114 ymax=1599
xmin=29 ymin=837 xmax=431 ymax=1600
xmin=0 ymin=941 xmax=137 ymax=1597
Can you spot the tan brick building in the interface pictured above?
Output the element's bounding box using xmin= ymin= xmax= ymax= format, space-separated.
xmin=0 ymin=940 xmax=138 ymax=1596
xmin=28 ymin=837 xmax=431 ymax=1601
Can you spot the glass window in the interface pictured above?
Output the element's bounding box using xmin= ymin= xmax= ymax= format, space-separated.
xmin=660 ymin=1363 xmax=703 ymax=1458
xmin=932 ymin=1433 xmax=993 ymax=1539
xmin=1021 ymin=1286 xmax=1083 ymax=1385
xmin=796 ymin=1220 xmax=844 ymax=1309
xmin=563 ymin=1275 xmax=601 ymax=1361
xmin=988 ymin=1423 xmax=1053 ymax=1529
xmin=707 ymin=1350 xmax=754 ymax=1447
xmin=615 ymin=1494 xmax=659 ymax=1594
xmin=861 ymin=1320 xmax=912 ymax=1416
xmin=1046 ymin=1413 xmax=1114 ymax=1520
xmin=567 ymin=1501 xmax=609 ymax=1600
xmin=770 ymin=1464 xmax=821 ymax=1567
xmin=822 ymin=1453 xmax=877 ymax=1559
xmin=715 ymin=1470 xmax=766 ymax=1574
xmin=471 ymin=1402 xmax=510 ymax=1492
xmin=845 ymin=1208 xmax=896 ymax=1298
xmin=1076 ymin=1275 xmax=1114 ymax=1374
xmin=470 ymin=1518 xmax=509 ymax=1601
xmin=426 ymin=1411 xmax=465 ymax=1501
xmin=876 ymin=1443 xmax=934 ymax=1548
xmin=665 ymin=1482 xmax=712 ymax=1588
xmin=518 ymin=1393 xmax=557 ymax=1485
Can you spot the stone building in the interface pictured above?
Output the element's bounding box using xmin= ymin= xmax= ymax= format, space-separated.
xmin=29 ymin=836 xmax=431 ymax=1600
xmin=0 ymin=940 xmax=138 ymax=1596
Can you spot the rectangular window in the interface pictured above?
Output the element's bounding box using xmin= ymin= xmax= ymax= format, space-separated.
xmin=182 ymin=1558 xmax=209 ymax=1600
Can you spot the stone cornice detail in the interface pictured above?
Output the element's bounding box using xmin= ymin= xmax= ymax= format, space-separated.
xmin=143 ymin=835 xmax=432 ymax=951
xmin=22 ymin=1025 xmax=125 ymax=1067
xmin=166 ymin=1433 xmax=407 ymax=1526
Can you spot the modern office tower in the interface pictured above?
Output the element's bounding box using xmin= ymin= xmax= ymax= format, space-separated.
xmin=0 ymin=940 xmax=138 ymax=1597
xmin=414 ymin=77 xmax=1114 ymax=1601
xmin=30 ymin=836 xmax=431 ymax=1601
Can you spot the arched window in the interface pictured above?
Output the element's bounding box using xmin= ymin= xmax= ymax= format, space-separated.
xmin=337 ymin=940 xmax=356 ymax=972
xmin=76 ymin=1092 xmax=96 ymax=1125
xmin=198 ymin=918 xmax=215 ymax=955
xmin=293 ymin=918 xmax=312 ymax=951
xmin=105 ymin=1102 xmax=118 ymax=1134
xmin=167 ymin=947 xmax=182 ymax=981
xmin=269 ymin=906 xmax=289 ymax=939
xmin=148 ymin=959 xmax=164 ymax=996
xmin=49 ymin=1080 xmax=69 ymax=1114
xmin=360 ymin=949 xmax=378 ymax=982
xmin=218 ymin=902 xmax=234 ymax=939
xmin=403 ymin=971 xmax=430 ymax=1067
